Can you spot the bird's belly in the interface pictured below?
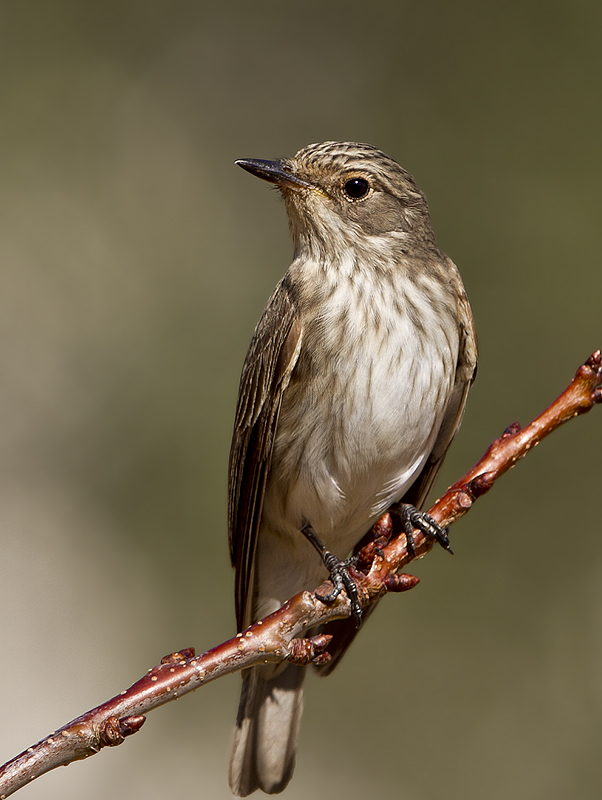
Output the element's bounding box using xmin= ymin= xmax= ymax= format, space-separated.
xmin=262 ymin=329 xmax=454 ymax=557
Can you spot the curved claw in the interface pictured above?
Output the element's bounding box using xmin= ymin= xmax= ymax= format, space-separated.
xmin=315 ymin=553 xmax=363 ymax=627
xmin=301 ymin=524 xmax=364 ymax=627
xmin=394 ymin=503 xmax=453 ymax=556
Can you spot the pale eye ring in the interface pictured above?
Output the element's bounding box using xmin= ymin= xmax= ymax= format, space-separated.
xmin=343 ymin=177 xmax=370 ymax=200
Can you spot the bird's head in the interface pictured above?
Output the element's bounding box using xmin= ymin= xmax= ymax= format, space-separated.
xmin=236 ymin=141 xmax=438 ymax=261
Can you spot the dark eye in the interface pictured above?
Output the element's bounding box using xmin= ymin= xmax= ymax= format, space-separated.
xmin=343 ymin=177 xmax=370 ymax=200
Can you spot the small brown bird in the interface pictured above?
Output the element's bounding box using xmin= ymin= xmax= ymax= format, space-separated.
xmin=228 ymin=142 xmax=477 ymax=796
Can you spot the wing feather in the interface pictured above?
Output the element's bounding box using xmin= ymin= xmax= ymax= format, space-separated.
xmin=228 ymin=279 xmax=303 ymax=630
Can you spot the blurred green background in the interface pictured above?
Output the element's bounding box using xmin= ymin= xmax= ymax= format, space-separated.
xmin=1 ymin=2 xmax=601 ymax=798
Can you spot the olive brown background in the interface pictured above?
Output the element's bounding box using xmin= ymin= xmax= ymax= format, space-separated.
xmin=1 ymin=2 xmax=601 ymax=798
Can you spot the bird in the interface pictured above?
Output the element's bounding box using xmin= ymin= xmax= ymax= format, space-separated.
xmin=228 ymin=141 xmax=477 ymax=796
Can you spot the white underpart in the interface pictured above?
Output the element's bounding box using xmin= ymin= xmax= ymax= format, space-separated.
xmin=256 ymin=210 xmax=459 ymax=616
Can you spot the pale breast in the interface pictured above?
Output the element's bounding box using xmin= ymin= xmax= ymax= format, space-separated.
xmin=262 ymin=257 xmax=460 ymax=556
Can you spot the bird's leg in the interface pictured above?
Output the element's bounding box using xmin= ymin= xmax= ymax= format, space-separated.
xmin=391 ymin=503 xmax=453 ymax=557
xmin=301 ymin=524 xmax=363 ymax=627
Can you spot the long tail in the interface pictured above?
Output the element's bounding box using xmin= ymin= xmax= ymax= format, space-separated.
xmin=229 ymin=664 xmax=305 ymax=796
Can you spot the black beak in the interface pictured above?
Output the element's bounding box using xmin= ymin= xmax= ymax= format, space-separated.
xmin=235 ymin=158 xmax=313 ymax=190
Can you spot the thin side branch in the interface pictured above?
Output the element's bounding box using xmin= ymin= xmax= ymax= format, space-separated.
xmin=1 ymin=350 xmax=600 ymax=798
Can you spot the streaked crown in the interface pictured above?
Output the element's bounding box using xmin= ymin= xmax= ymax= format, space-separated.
xmin=287 ymin=141 xmax=426 ymax=206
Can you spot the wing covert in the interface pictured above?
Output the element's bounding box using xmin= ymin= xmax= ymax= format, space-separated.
xmin=228 ymin=279 xmax=303 ymax=630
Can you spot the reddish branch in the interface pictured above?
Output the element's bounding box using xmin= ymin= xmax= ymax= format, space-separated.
xmin=0 ymin=351 xmax=600 ymax=798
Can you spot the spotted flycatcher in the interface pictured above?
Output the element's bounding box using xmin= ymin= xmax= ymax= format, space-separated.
xmin=228 ymin=142 xmax=477 ymax=795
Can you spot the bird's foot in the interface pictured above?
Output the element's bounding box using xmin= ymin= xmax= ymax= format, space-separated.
xmin=392 ymin=503 xmax=453 ymax=557
xmin=315 ymin=551 xmax=363 ymax=627
xmin=301 ymin=525 xmax=363 ymax=627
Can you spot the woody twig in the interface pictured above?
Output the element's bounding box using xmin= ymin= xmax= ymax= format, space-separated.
xmin=0 ymin=350 xmax=600 ymax=799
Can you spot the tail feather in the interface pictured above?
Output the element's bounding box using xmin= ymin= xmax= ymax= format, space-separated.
xmin=229 ymin=665 xmax=305 ymax=796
